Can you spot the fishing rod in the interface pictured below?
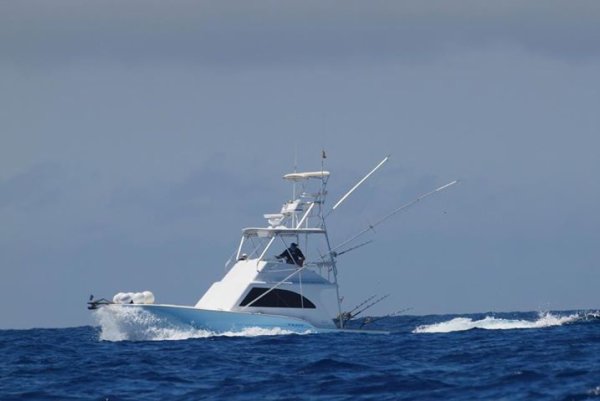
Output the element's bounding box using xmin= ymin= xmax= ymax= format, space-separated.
xmin=336 ymin=294 xmax=391 ymax=326
xmin=332 ymin=180 xmax=459 ymax=253
xmin=347 ymin=294 xmax=378 ymax=315
xmin=336 ymin=294 xmax=378 ymax=323
xmin=351 ymin=294 xmax=390 ymax=318
xmin=359 ymin=307 xmax=413 ymax=328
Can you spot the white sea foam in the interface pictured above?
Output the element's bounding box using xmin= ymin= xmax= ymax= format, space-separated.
xmin=413 ymin=312 xmax=581 ymax=334
xmin=93 ymin=306 xmax=308 ymax=342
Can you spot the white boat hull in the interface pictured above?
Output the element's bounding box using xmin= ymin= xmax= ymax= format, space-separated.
xmin=117 ymin=304 xmax=323 ymax=333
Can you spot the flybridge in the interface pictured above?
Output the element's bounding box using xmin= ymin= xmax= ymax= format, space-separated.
xmin=254 ymin=168 xmax=332 ymax=231
xmin=233 ymin=166 xmax=334 ymax=279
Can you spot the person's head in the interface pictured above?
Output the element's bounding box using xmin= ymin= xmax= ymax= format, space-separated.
xmin=291 ymin=242 xmax=298 ymax=248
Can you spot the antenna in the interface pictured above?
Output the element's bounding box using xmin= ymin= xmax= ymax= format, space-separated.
xmin=319 ymin=149 xmax=328 ymax=221
xmin=294 ymin=145 xmax=298 ymax=173
xmin=292 ymin=146 xmax=298 ymax=201
xmin=328 ymin=155 xmax=389 ymax=215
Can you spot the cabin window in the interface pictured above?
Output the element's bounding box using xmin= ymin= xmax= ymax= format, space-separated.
xmin=239 ymin=287 xmax=316 ymax=309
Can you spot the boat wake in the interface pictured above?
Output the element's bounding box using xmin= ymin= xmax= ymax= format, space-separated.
xmin=93 ymin=306 xmax=309 ymax=342
xmin=413 ymin=312 xmax=587 ymax=334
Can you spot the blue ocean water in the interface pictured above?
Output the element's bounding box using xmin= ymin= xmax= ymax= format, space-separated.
xmin=2 ymin=311 xmax=600 ymax=401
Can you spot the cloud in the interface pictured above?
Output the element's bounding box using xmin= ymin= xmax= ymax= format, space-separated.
xmin=1 ymin=0 xmax=599 ymax=68
xmin=103 ymin=162 xmax=280 ymax=242
xmin=0 ymin=162 xmax=65 ymax=211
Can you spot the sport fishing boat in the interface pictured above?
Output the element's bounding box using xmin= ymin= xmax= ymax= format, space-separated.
xmin=88 ymin=156 xmax=457 ymax=333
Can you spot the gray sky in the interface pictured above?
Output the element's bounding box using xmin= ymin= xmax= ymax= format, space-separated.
xmin=1 ymin=1 xmax=599 ymax=329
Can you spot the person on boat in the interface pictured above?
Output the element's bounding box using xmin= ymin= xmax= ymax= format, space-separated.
xmin=276 ymin=242 xmax=305 ymax=266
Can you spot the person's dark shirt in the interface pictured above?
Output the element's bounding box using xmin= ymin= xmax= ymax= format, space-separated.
xmin=277 ymin=246 xmax=305 ymax=266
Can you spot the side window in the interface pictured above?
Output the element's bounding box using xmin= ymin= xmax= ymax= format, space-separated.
xmin=239 ymin=287 xmax=316 ymax=309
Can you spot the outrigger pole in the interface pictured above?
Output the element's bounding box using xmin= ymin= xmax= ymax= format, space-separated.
xmin=332 ymin=240 xmax=373 ymax=257
xmin=327 ymin=155 xmax=390 ymax=216
xmin=331 ymin=180 xmax=459 ymax=253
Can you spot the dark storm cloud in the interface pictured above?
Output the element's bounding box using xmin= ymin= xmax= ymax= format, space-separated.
xmin=1 ymin=0 xmax=599 ymax=67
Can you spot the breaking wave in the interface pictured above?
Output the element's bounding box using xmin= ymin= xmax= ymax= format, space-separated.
xmin=93 ymin=306 xmax=309 ymax=342
xmin=413 ymin=312 xmax=583 ymax=334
